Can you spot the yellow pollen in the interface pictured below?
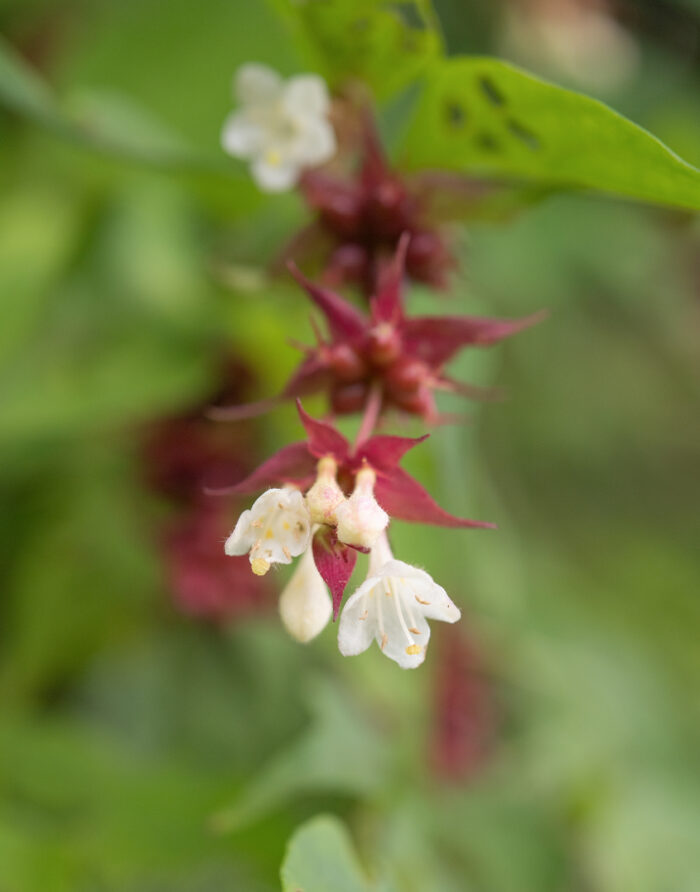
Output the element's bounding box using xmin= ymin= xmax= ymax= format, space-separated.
xmin=283 ymin=521 xmax=291 ymax=530
xmin=251 ymin=557 xmax=270 ymax=576
xmin=406 ymin=644 xmax=421 ymax=656
xmin=264 ymin=529 xmax=274 ymax=539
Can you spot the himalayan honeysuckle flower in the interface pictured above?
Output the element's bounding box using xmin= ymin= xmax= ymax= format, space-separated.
xmin=213 ymin=400 xmax=493 ymax=617
xmin=335 ymin=465 xmax=389 ymax=549
xmin=278 ymin=540 xmax=332 ymax=643
xmin=221 ymin=63 xmax=336 ymax=192
xmin=338 ymin=532 xmax=460 ymax=669
xmin=224 ymin=487 xmax=311 ymax=575
xmin=210 ymin=237 xmax=545 ymax=424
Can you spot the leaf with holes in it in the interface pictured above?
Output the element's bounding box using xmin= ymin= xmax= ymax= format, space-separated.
xmin=269 ymin=0 xmax=443 ymax=100
xmin=401 ymin=56 xmax=700 ymax=212
xmin=280 ymin=815 xmax=376 ymax=892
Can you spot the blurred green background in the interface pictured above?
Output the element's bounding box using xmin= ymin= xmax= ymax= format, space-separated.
xmin=1 ymin=1 xmax=699 ymax=890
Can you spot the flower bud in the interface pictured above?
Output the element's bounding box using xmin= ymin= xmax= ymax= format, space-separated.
xmin=327 ymin=343 xmax=367 ymax=382
xmin=336 ymin=466 xmax=389 ymax=549
xmin=279 ymin=545 xmax=332 ymax=642
xmin=367 ymin=322 xmax=401 ymax=366
xmin=305 ymin=456 xmax=347 ymax=525
xmin=331 ymin=381 xmax=369 ymax=414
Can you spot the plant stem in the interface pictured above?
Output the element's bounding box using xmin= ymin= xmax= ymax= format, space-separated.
xmin=353 ymin=380 xmax=383 ymax=452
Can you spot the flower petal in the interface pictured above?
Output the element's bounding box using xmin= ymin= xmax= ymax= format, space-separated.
xmin=283 ymin=74 xmax=331 ymax=118
xmin=224 ymin=508 xmax=256 ymax=555
xmin=295 ymin=401 xmax=350 ymax=461
xmin=312 ymin=527 xmax=358 ymax=619
xmin=235 ymin=62 xmax=282 ymax=105
xmin=402 ymin=311 xmax=547 ymax=367
xmin=287 ymin=263 xmax=368 ymax=342
xmin=358 ymin=433 xmax=429 ymax=472
xmin=279 ymin=545 xmax=332 ymax=643
xmin=374 ymin=468 xmax=496 ymax=529
xmin=250 ymin=157 xmax=300 ymax=192
xmin=337 ymin=582 xmax=376 ymax=656
xmin=207 ymin=441 xmax=315 ymax=495
xmin=221 ymin=111 xmax=264 ymax=158
xmin=370 ymin=232 xmax=409 ymax=324
xmin=288 ymin=117 xmax=336 ymax=167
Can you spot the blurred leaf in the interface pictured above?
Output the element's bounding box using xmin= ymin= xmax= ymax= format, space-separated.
xmin=269 ymin=0 xmax=443 ymax=100
xmin=0 ymin=35 xmax=240 ymax=176
xmin=280 ymin=815 xmax=372 ymax=892
xmin=213 ymin=679 xmax=388 ymax=833
xmin=402 ymin=57 xmax=700 ymax=210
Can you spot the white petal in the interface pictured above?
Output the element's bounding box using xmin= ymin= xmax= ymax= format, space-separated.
xmin=283 ymin=74 xmax=330 ymax=119
xmin=382 ymin=560 xmax=461 ymax=624
xmin=235 ymin=63 xmax=282 ymax=105
xmin=372 ymin=574 xmax=429 ymax=669
xmin=288 ymin=118 xmax=336 ymax=167
xmin=279 ymin=547 xmax=332 ymax=643
xmin=221 ymin=111 xmax=264 ymax=159
xmin=224 ymin=508 xmax=256 ymax=555
xmin=250 ymin=157 xmax=300 ymax=192
xmin=337 ymin=581 xmax=376 ymax=656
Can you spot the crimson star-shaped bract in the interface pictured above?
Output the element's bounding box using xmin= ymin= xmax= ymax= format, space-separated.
xmin=212 ymin=236 xmax=544 ymax=422
xmin=297 ymin=115 xmax=456 ymax=293
xmin=210 ymin=400 xmax=495 ymax=615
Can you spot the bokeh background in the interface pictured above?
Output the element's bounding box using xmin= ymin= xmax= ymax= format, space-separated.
xmin=1 ymin=1 xmax=699 ymax=890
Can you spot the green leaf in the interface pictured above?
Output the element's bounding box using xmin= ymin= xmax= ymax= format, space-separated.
xmin=0 ymin=35 xmax=240 ymax=177
xmin=401 ymin=57 xmax=700 ymax=211
xmin=212 ymin=679 xmax=388 ymax=833
xmin=280 ymin=815 xmax=372 ymax=892
xmin=269 ymin=0 xmax=443 ymax=100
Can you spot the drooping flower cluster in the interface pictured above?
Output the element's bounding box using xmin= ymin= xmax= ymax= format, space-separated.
xmin=211 ymin=400 xmax=491 ymax=667
xmin=211 ymin=64 xmax=545 ymax=667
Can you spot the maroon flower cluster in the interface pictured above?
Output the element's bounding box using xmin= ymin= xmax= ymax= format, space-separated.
xmin=296 ymin=117 xmax=456 ymax=294
xmin=214 ymin=235 xmax=543 ymax=424
xmin=141 ymin=358 xmax=271 ymax=620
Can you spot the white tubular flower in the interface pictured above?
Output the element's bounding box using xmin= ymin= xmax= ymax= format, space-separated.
xmin=335 ymin=466 xmax=389 ymax=549
xmin=338 ymin=532 xmax=461 ymax=669
xmin=221 ymin=62 xmax=336 ymax=192
xmin=305 ymin=456 xmax=346 ymax=526
xmin=224 ymin=487 xmax=311 ymax=576
xmin=279 ymin=540 xmax=332 ymax=643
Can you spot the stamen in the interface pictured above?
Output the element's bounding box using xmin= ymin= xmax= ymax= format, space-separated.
xmin=408 ymin=627 xmax=421 ymax=635
xmin=282 ymin=546 xmax=291 ymax=559
xmin=415 ymin=595 xmax=431 ymax=605
xmin=381 ymin=633 xmax=388 ymax=650
xmin=359 ymin=610 xmax=368 ymax=621
xmin=405 ymin=644 xmax=421 ymax=656
xmin=391 ymin=579 xmax=415 ymax=646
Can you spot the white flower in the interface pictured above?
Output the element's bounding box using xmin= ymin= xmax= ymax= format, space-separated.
xmin=225 ymin=487 xmax=311 ymax=576
xmin=335 ymin=466 xmax=389 ymax=549
xmin=221 ymin=62 xmax=336 ymax=192
xmin=305 ymin=456 xmax=346 ymax=526
xmin=279 ymin=542 xmax=332 ymax=643
xmin=338 ymin=533 xmax=461 ymax=669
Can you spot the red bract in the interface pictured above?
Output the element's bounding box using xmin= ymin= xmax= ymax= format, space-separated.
xmin=210 ymin=400 xmax=495 ymax=533
xmin=430 ymin=625 xmax=495 ymax=782
xmin=213 ymin=237 xmax=544 ymax=423
xmin=296 ymin=117 xmax=456 ymax=293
